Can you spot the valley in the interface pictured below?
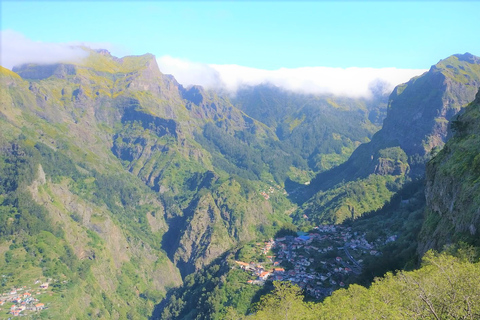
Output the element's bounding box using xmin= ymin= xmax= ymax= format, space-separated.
xmin=1 ymin=49 xmax=480 ymax=319
xmin=233 ymin=224 xmax=389 ymax=300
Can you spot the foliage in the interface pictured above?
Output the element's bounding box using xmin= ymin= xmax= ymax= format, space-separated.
xmin=158 ymin=251 xmax=275 ymax=320
xmin=250 ymin=281 xmax=316 ymax=320
xmin=195 ymin=122 xmax=309 ymax=184
xmin=350 ymin=179 xmax=425 ymax=284
xmin=0 ymin=141 xmax=55 ymax=239
xmin=298 ymin=174 xmax=404 ymax=225
xmin=246 ymin=252 xmax=480 ymax=319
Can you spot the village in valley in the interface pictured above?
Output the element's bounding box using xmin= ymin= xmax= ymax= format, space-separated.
xmin=0 ymin=279 xmax=50 ymax=318
xmin=258 ymin=184 xmax=287 ymax=201
xmin=233 ymin=225 xmax=397 ymax=299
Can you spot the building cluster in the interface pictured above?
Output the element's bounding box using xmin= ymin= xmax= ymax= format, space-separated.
xmin=235 ymin=225 xmax=396 ymax=300
xmin=258 ymin=185 xmax=287 ymax=200
xmin=0 ymin=281 xmax=49 ymax=317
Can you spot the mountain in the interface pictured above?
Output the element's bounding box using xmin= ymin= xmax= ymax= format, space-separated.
xmin=3 ymin=48 xmax=480 ymax=319
xmin=0 ymin=48 xmax=387 ymax=318
xmin=159 ymin=87 xmax=480 ymax=320
xmin=301 ymin=53 xmax=480 ymax=224
xmin=419 ymin=87 xmax=480 ymax=254
xmin=231 ymin=84 xmax=386 ymax=176
xmin=2 ymin=47 xmax=389 ymax=274
xmin=1 ymin=62 xmax=184 ymax=318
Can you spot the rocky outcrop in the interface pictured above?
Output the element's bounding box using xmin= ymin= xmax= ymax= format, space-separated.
xmin=381 ymin=53 xmax=480 ymax=159
xmin=170 ymin=178 xmax=273 ymax=277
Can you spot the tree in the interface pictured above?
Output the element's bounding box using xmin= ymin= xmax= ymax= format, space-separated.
xmin=250 ymin=281 xmax=315 ymax=320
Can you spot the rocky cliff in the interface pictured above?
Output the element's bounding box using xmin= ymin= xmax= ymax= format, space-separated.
xmin=419 ymin=87 xmax=480 ymax=254
xmin=3 ymin=46 xmax=324 ymax=291
xmin=302 ymin=53 xmax=480 ymax=224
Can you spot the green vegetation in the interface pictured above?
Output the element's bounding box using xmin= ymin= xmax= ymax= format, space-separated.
xmin=418 ymin=88 xmax=480 ymax=251
xmin=159 ymin=253 xmax=270 ymax=320
xmin=0 ymin=141 xmax=56 ymax=239
xmin=299 ymin=174 xmax=404 ymax=225
xmin=0 ymin=136 xmax=179 ymax=319
xmin=3 ymin=49 xmax=480 ymax=320
xmin=247 ymin=251 xmax=480 ymax=319
xmin=436 ymin=53 xmax=480 ymax=85
xmin=348 ymin=179 xmax=425 ymax=283
xmin=249 ymin=281 xmax=313 ymax=320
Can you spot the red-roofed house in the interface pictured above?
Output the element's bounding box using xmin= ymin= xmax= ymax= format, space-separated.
xmin=35 ymin=303 xmax=45 ymax=310
xmin=259 ymin=271 xmax=271 ymax=280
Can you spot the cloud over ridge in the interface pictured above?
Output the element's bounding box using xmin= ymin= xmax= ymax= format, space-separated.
xmin=157 ymin=56 xmax=427 ymax=98
xmin=0 ymin=30 xmax=118 ymax=70
xmin=0 ymin=30 xmax=426 ymax=98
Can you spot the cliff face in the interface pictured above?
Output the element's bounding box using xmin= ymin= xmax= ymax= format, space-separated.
xmin=419 ymin=87 xmax=480 ymax=254
xmin=339 ymin=53 xmax=480 ymax=182
xmin=1 ymin=50 xmax=286 ymax=318
xmin=171 ymin=178 xmax=274 ymax=277
xmin=0 ymin=49 xmax=296 ymax=287
xmin=302 ymin=53 xmax=480 ymax=224
xmin=382 ymin=53 xmax=480 ymax=160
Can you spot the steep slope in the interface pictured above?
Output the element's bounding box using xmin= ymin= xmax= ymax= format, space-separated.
xmin=155 ymin=55 xmax=480 ymax=320
xmin=0 ymin=64 xmax=183 ymax=318
xmin=418 ymin=87 xmax=480 ymax=254
xmin=232 ymin=84 xmax=385 ymax=176
xmin=302 ymin=53 xmax=480 ymax=224
xmin=244 ymin=93 xmax=480 ymax=316
xmin=2 ymin=48 xmax=290 ymax=280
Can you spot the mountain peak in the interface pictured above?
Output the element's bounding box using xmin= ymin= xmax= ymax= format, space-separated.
xmin=433 ymin=52 xmax=480 ymax=70
xmin=94 ymin=48 xmax=112 ymax=56
xmin=453 ymin=52 xmax=480 ymax=64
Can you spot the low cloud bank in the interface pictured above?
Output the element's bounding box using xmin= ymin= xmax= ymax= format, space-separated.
xmin=158 ymin=56 xmax=426 ymax=98
xmin=0 ymin=31 xmax=426 ymax=98
xmin=0 ymin=30 xmax=115 ymax=69
xmin=157 ymin=55 xmax=224 ymax=89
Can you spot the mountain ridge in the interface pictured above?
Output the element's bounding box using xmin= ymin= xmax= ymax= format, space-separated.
xmin=300 ymin=53 xmax=480 ymax=224
xmin=2 ymin=50 xmax=480 ymax=319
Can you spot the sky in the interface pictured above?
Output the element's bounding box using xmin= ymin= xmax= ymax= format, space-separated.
xmin=1 ymin=1 xmax=479 ymax=97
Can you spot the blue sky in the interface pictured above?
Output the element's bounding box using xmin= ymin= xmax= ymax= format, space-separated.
xmin=1 ymin=1 xmax=479 ymax=95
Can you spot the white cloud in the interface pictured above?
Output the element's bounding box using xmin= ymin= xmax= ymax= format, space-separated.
xmin=157 ymin=56 xmax=426 ymax=98
xmin=0 ymin=30 xmax=426 ymax=98
xmin=0 ymin=30 xmax=112 ymax=69
xmin=156 ymin=55 xmax=224 ymax=89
